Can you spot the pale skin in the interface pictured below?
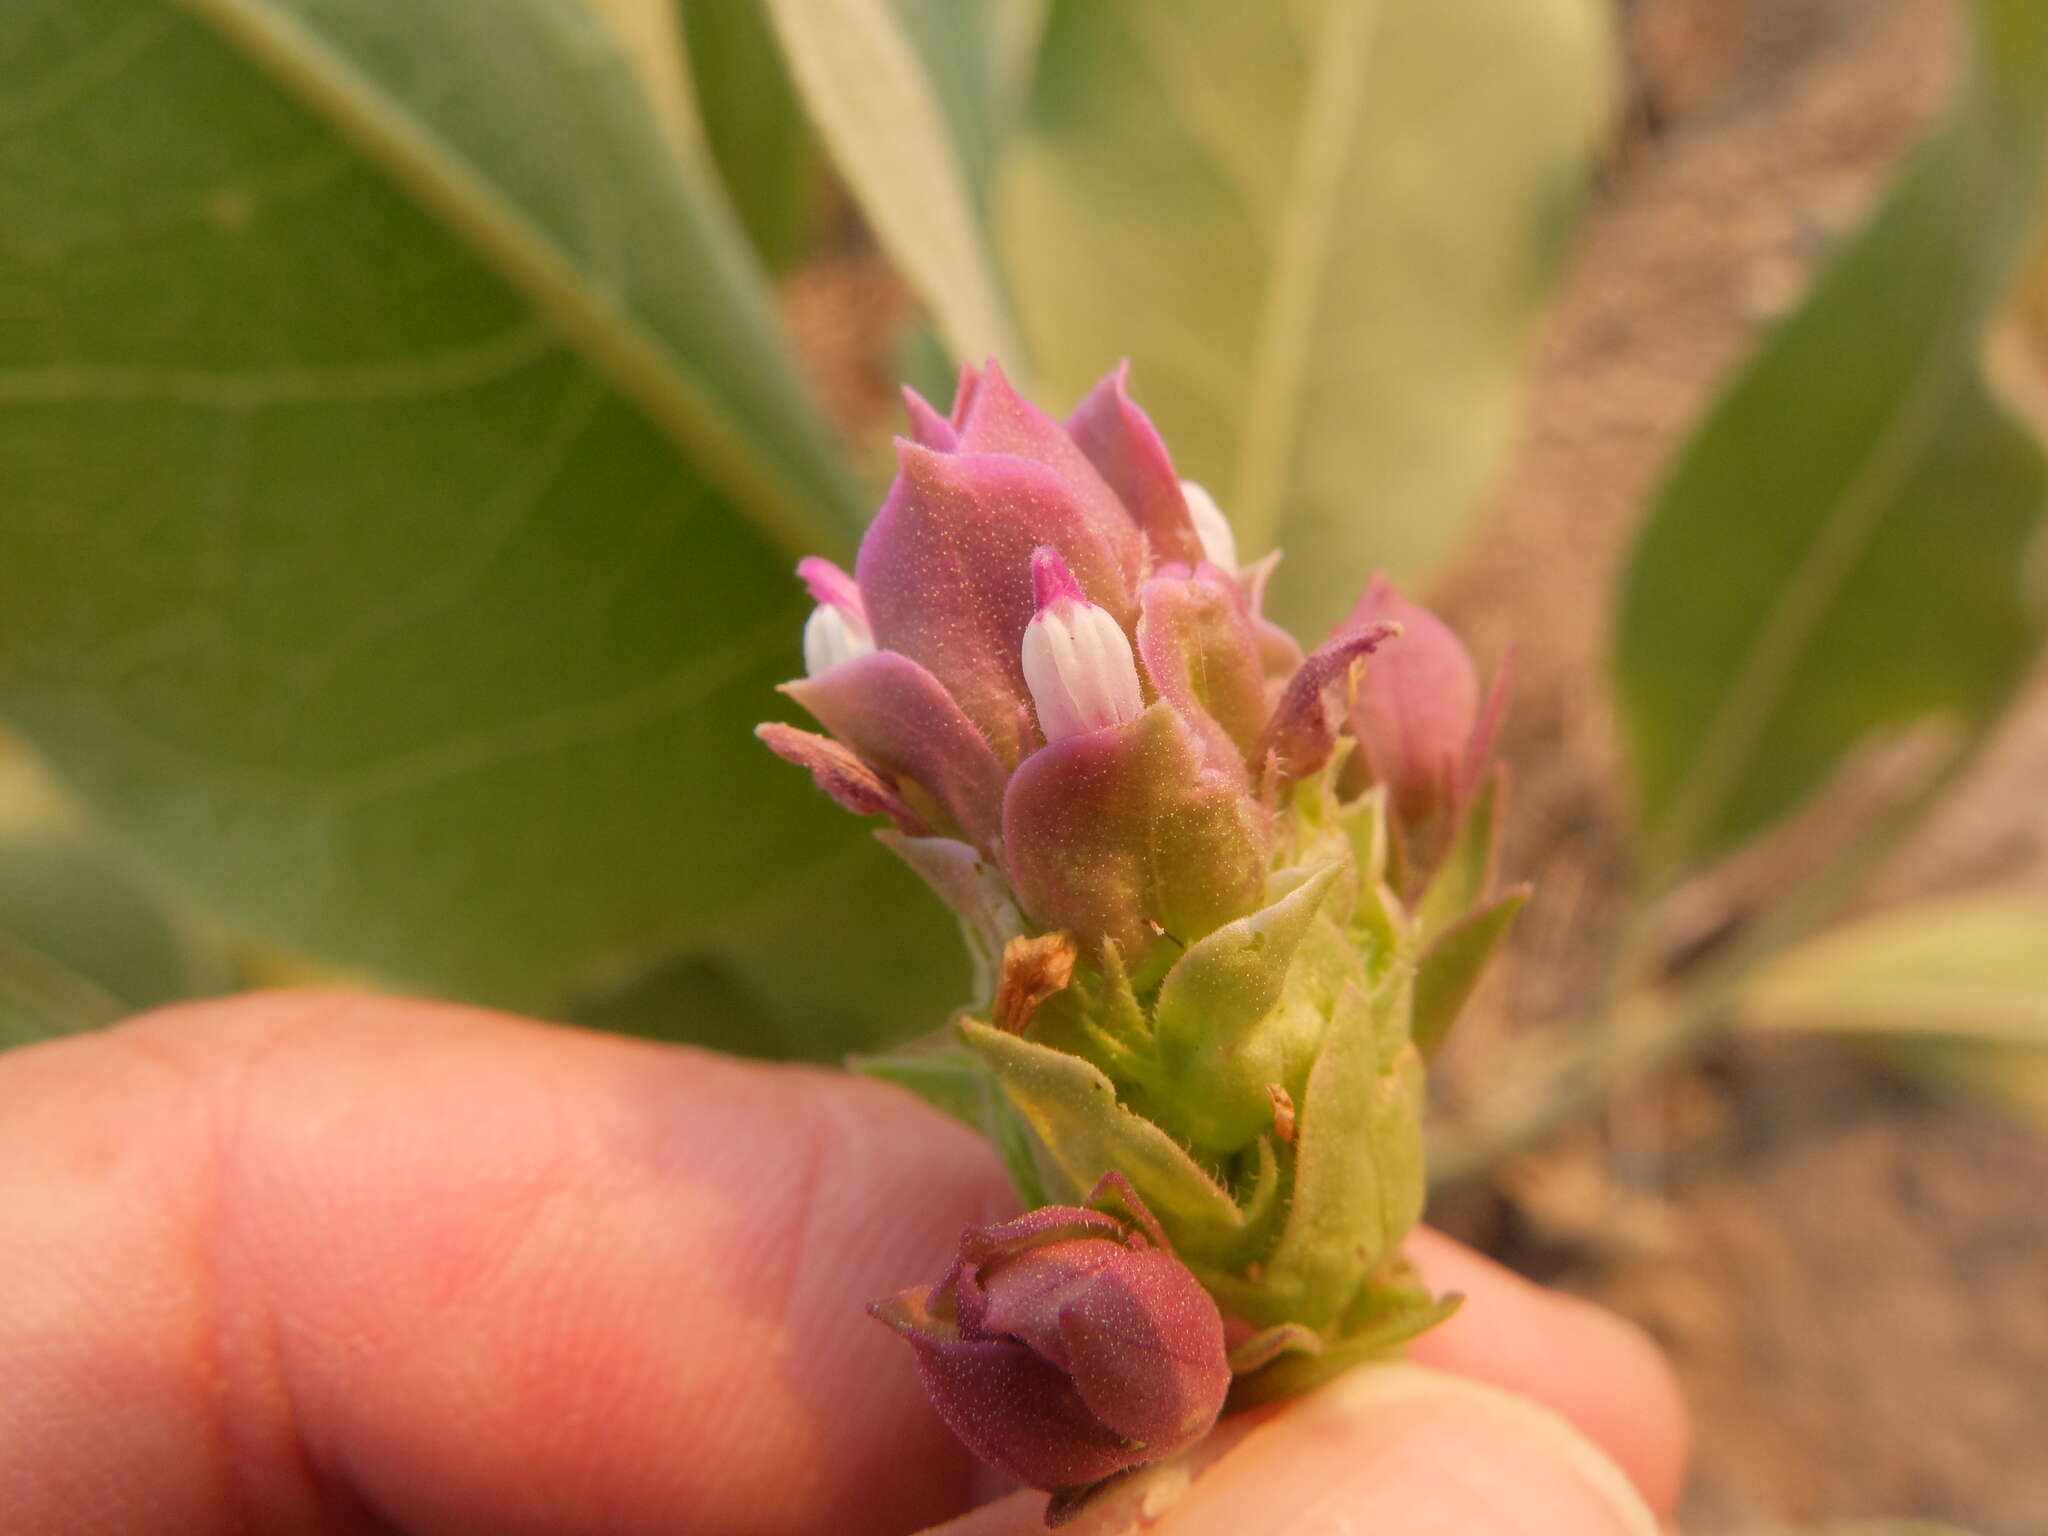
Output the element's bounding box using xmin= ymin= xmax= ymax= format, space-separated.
xmin=0 ymin=992 xmax=1688 ymax=1535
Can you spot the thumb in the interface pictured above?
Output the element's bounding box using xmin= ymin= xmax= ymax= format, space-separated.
xmin=929 ymin=1364 xmax=1663 ymax=1536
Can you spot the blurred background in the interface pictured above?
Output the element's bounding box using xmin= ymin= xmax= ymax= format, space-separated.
xmin=2 ymin=0 xmax=2045 ymax=1531
xmin=1429 ymin=4 xmax=2048 ymax=1532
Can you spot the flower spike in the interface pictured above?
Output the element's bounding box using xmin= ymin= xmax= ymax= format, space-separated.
xmin=758 ymin=363 xmax=1526 ymax=1499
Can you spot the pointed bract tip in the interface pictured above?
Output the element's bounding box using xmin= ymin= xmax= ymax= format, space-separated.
xmin=795 ymin=555 xmax=864 ymax=619
xmin=1030 ymin=544 xmax=1088 ymax=611
xmin=900 ymin=385 xmax=958 ymax=450
xmin=947 ymin=362 xmax=984 ymax=428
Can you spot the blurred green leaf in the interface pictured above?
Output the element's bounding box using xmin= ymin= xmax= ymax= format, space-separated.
xmin=890 ymin=0 xmax=1005 ymax=218
xmin=1872 ymin=1034 xmax=2048 ymax=1132
xmin=1739 ymin=892 xmax=2048 ymax=1130
xmin=1412 ymin=884 xmax=1527 ymax=1060
xmin=0 ymin=0 xmax=963 ymax=1051
xmin=1741 ymin=893 xmax=2048 ymax=1044
xmin=679 ymin=0 xmax=823 ymax=270
xmin=580 ymin=0 xmax=702 ymax=159
xmin=0 ymin=843 xmax=226 ymax=1047
xmin=762 ymin=0 xmax=1024 ymax=369
xmin=998 ymin=0 xmax=1612 ymax=634
xmin=850 ymin=1041 xmax=1048 ymax=1205
xmin=1615 ymin=1 xmax=2048 ymax=879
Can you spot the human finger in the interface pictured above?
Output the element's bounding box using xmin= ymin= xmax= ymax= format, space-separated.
xmin=0 ymin=990 xmax=1015 ymax=1536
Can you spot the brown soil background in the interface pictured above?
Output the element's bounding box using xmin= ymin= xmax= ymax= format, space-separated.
xmin=786 ymin=1 xmax=2048 ymax=1529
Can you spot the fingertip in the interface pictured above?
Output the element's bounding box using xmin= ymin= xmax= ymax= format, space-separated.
xmin=1157 ymin=1365 xmax=1661 ymax=1536
xmin=1406 ymin=1228 xmax=1691 ymax=1519
xmin=927 ymin=1366 xmax=1666 ymax=1536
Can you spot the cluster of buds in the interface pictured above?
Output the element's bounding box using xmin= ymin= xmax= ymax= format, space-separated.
xmin=759 ymin=362 xmax=1521 ymax=1508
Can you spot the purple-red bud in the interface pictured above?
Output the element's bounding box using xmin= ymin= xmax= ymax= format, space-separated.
xmin=869 ymin=1184 xmax=1230 ymax=1493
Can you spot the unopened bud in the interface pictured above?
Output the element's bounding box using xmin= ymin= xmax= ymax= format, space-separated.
xmin=1022 ymin=546 xmax=1144 ymax=742
xmin=797 ymin=556 xmax=874 ymax=676
xmin=1179 ymin=480 xmax=1239 ymax=571
xmin=868 ymin=1179 xmax=1229 ymax=1493
xmin=1345 ymin=574 xmax=1482 ymax=825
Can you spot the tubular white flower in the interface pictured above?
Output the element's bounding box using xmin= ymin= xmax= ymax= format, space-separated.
xmin=796 ymin=554 xmax=875 ymax=676
xmin=1022 ymin=546 xmax=1143 ymax=742
xmin=1179 ymin=480 xmax=1239 ymax=571
xmin=803 ymin=601 xmax=875 ymax=676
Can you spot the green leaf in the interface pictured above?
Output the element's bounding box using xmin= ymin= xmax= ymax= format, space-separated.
xmin=0 ymin=0 xmax=960 ymax=1046
xmin=998 ymin=0 xmax=1612 ymax=633
xmin=1740 ymin=893 xmax=2048 ymax=1045
xmin=1615 ymin=2 xmax=2048 ymax=877
xmin=1738 ymin=892 xmax=2048 ymax=1131
xmin=761 ymin=0 xmax=1024 ymax=368
xmin=891 ymin=0 xmax=998 ymax=217
xmin=876 ymin=831 xmax=1024 ymax=1011
xmin=1411 ymin=883 xmax=1528 ymax=1059
xmin=1262 ymin=979 xmax=1424 ymax=1328
xmin=1412 ymin=766 xmax=1504 ymax=940
xmin=1873 ymin=1036 xmax=2048 ymax=1132
xmin=851 ymin=1041 xmax=1048 ymax=1205
xmin=960 ymin=1018 xmax=1250 ymax=1261
xmin=580 ymin=0 xmax=702 ymax=159
xmin=1147 ymin=865 xmax=1344 ymax=1150
xmin=679 ymin=0 xmax=823 ymax=269
xmin=0 ymin=843 xmax=228 ymax=1047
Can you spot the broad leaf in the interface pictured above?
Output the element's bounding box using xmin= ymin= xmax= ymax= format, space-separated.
xmin=0 ymin=842 xmax=228 ymax=1046
xmin=679 ymin=0 xmax=823 ymax=269
xmin=892 ymin=0 xmax=999 ymax=218
xmin=891 ymin=0 xmax=1044 ymax=222
xmin=1873 ymin=1036 xmax=2048 ymax=1133
xmin=1739 ymin=893 xmax=2048 ymax=1132
xmin=580 ymin=0 xmax=701 ymax=158
xmin=998 ymin=0 xmax=1612 ymax=633
xmin=1740 ymin=893 xmax=2048 ymax=1046
xmin=0 ymin=0 xmax=963 ymax=1046
xmin=761 ymin=0 xmax=1023 ymax=368
xmin=1615 ymin=1 xmax=2048 ymax=877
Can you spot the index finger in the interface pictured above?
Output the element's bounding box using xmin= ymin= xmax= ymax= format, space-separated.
xmin=0 ymin=991 xmax=1015 ymax=1536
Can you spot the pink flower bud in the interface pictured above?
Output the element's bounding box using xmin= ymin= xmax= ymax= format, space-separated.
xmin=869 ymin=1181 xmax=1230 ymax=1493
xmin=796 ymin=556 xmax=873 ymax=676
xmin=1343 ymin=574 xmax=1504 ymax=829
xmin=1021 ymin=546 xmax=1144 ymax=743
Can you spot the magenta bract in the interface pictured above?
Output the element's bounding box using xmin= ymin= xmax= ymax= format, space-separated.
xmin=757 ymin=361 xmax=1504 ymax=961
xmin=868 ymin=1190 xmax=1230 ymax=1493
